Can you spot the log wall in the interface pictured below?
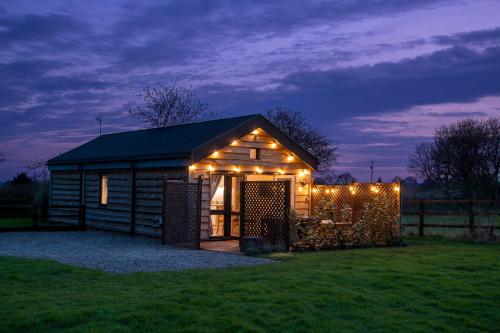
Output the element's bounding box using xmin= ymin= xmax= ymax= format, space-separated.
xmin=50 ymin=172 xmax=82 ymax=225
xmin=50 ymin=169 xmax=187 ymax=236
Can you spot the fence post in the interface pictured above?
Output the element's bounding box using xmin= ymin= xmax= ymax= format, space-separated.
xmin=418 ymin=199 xmax=425 ymax=237
xmin=161 ymin=177 xmax=167 ymax=245
xmin=196 ymin=176 xmax=203 ymax=249
xmin=468 ymin=199 xmax=475 ymax=235
xmin=32 ymin=208 xmax=38 ymax=228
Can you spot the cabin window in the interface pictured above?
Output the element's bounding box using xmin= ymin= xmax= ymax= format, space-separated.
xmin=100 ymin=174 xmax=108 ymax=205
xmin=249 ymin=148 xmax=260 ymax=160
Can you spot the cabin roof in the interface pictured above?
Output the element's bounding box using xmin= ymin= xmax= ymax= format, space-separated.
xmin=47 ymin=114 xmax=319 ymax=169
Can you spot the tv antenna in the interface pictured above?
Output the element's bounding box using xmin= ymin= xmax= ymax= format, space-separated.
xmin=95 ymin=113 xmax=102 ymax=136
xmin=369 ymin=161 xmax=374 ymax=183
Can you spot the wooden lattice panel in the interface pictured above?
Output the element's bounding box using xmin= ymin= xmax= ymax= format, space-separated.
xmin=241 ymin=181 xmax=291 ymax=251
xmin=312 ymin=183 xmax=401 ymax=224
xmin=163 ymin=180 xmax=202 ymax=249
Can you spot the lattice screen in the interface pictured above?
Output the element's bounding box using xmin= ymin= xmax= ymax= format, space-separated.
xmin=312 ymin=183 xmax=401 ymax=224
xmin=162 ymin=180 xmax=202 ymax=249
xmin=241 ymin=181 xmax=291 ymax=252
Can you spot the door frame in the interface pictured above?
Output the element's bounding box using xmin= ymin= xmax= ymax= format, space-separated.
xmin=209 ymin=172 xmax=242 ymax=240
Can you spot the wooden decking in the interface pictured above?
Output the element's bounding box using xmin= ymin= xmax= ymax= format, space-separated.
xmin=200 ymin=240 xmax=241 ymax=254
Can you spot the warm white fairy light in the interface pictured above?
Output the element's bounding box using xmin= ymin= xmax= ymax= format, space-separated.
xmin=251 ymin=129 xmax=259 ymax=135
xmin=287 ymin=155 xmax=294 ymax=162
xmin=231 ymin=140 xmax=238 ymax=146
xmin=189 ymin=165 xmax=196 ymax=170
xmin=394 ymin=185 xmax=400 ymax=192
xmin=255 ymin=166 xmax=263 ymax=173
xmin=270 ymin=143 xmax=277 ymax=149
xmin=208 ymin=165 xmax=215 ymax=172
xmin=233 ymin=166 xmax=241 ymax=173
xmin=277 ymin=168 xmax=285 ymax=175
xmin=211 ymin=151 xmax=219 ymax=158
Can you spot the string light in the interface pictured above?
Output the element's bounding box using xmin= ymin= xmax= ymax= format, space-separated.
xmin=255 ymin=166 xmax=263 ymax=173
xmin=277 ymin=168 xmax=285 ymax=175
xmin=189 ymin=165 xmax=196 ymax=170
xmin=287 ymin=155 xmax=294 ymax=162
xmin=270 ymin=143 xmax=277 ymax=149
xmin=233 ymin=166 xmax=241 ymax=173
xmin=349 ymin=185 xmax=356 ymax=195
xmin=211 ymin=151 xmax=219 ymax=158
xmin=394 ymin=185 xmax=400 ymax=192
xmin=208 ymin=165 xmax=215 ymax=172
xmin=231 ymin=140 xmax=238 ymax=146
xmin=251 ymin=129 xmax=259 ymax=135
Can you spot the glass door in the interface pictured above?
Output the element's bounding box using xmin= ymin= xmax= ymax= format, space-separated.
xmin=209 ymin=174 xmax=243 ymax=239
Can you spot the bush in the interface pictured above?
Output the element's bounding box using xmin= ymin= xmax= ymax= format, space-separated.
xmin=291 ymin=194 xmax=401 ymax=251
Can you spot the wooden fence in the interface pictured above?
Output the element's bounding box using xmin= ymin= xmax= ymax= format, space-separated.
xmin=402 ymin=199 xmax=499 ymax=236
xmin=0 ymin=203 xmax=86 ymax=232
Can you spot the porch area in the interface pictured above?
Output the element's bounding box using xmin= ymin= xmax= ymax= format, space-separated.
xmin=200 ymin=240 xmax=241 ymax=254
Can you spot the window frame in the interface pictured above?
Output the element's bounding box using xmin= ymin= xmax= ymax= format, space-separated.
xmin=99 ymin=174 xmax=109 ymax=206
xmin=249 ymin=148 xmax=261 ymax=160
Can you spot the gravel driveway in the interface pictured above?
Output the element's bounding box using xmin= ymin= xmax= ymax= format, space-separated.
xmin=0 ymin=231 xmax=271 ymax=273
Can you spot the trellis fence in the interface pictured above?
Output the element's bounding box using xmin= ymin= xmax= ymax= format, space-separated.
xmin=161 ymin=178 xmax=202 ymax=249
xmin=311 ymin=183 xmax=401 ymax=223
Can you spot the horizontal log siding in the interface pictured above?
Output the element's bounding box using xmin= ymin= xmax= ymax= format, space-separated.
xmin=134 ymin=170 xmax=187 ymax=236
xmin=50 ymin=172 xmax=81 ymax=225
xmin=84 ymin=172 xmax=132 ymax=232
xmin=191 ymin=129 xmax=313 ymax=239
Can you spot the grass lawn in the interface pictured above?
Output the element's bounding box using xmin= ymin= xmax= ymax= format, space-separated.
xmin=1 ymin=239 xmax=499 ymax=333
xmin=0 ymin=217 xmax=34 ymax=228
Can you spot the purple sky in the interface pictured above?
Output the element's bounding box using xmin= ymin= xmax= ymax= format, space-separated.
xmin=1 ymin=0 xmax=500 ymax=181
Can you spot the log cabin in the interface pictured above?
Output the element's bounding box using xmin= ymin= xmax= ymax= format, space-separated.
xmin=47 ymin=114 xmax=318 ymax=240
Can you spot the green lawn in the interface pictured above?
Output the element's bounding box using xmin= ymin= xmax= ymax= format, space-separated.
xmin=1 ymin=239 xmax=499 ymax=333
xmin=0 ymin=217 xmax=34 ymax=228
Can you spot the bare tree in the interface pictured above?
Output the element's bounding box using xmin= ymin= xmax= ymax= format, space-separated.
xmin=409 ymin=117 xmax=500 ymax=199
xmin=27 ymin=158 xmax=49 ymax=181
xmin=129 ymin=83 xmax=214 ymax=128
xmin=265 ymin=107 xmax=338 ymax=175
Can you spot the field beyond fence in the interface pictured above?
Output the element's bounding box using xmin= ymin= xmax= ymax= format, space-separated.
xmin=401 ymin=199 xmax=500 ymax=238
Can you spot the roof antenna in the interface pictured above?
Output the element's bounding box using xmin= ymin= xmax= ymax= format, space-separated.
xmin=95 ymin=113 xmax=102 ymax=136
xmin=369 ymin=160 xmax=374 ymax=183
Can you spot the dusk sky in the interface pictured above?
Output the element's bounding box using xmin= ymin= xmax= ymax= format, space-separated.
xmin=1 ymin=0 xmax=500 ymax=181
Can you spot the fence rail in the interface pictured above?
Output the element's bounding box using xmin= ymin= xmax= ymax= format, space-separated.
xmin=401 ymin=199 xmax=500 ymax=236
xmin=0 ymin=204 xmax=86 ymax=232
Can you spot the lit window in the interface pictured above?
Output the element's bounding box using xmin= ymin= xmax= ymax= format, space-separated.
xmin=100 ymin=175 xmax=108 ymax=205
xmin=249 ymin=148 xmax=260 ymax=160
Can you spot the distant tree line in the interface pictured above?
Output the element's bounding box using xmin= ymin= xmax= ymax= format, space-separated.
xmin=409 ymin=118 xmax=500 ymax=200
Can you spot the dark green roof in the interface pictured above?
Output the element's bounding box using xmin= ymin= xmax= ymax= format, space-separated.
xmin=48 ymin=114 xmax=319 ymax=169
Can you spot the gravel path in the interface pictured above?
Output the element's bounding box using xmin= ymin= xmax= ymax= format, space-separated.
xmin=0 ymin=231 xmax=272 ymax=273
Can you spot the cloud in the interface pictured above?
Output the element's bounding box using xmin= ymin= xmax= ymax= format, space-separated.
xmin=433 ymin=26 xmax=500 ymax=46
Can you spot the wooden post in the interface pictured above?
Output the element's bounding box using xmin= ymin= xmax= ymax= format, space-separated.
xmin=196 ymin=176 xmax=203 ymax=249
xmin=79 ymin=205 xmax=86 ymax=230
xmin=284 ymin=180 xmax=291 ymax=251
xmin=161 ymin=176 xmax=167 ymax=245
xmin=32 ymin=209 xmax=38 ymax=228
xmin=130 ymin=166 xmax=137 ymax=237
xmin=418 ymin=199 xmax=425 ymax=237
xmin=468 ymin=199 xmax=475 ymax=235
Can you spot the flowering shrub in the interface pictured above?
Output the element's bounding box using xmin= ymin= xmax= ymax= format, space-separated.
xmin=291 ymin=193 xmax=401 ymax=251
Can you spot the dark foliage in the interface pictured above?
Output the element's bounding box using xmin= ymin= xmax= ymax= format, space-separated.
xmin=409 ymin=118 xmax=500 ymax=199
xmin=11 ymin=172 xmax=33 ymax=186
xmin=265 ymin=107 xmax=337 ymax=174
